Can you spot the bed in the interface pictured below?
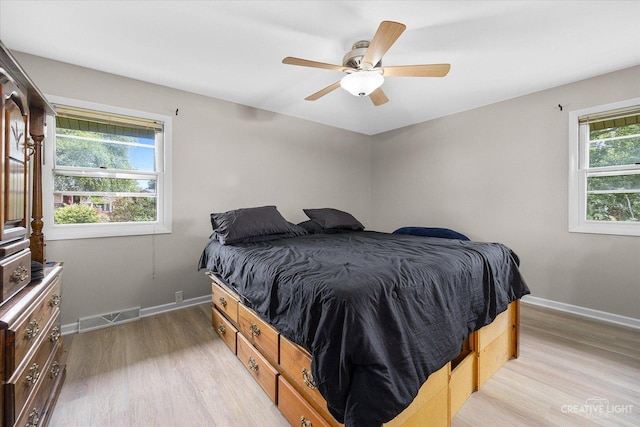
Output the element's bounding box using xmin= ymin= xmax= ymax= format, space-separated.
xmin=199 ymin=206 xmax=529 ymax=427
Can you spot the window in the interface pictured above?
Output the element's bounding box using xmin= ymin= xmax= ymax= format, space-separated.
xmin=44 ymin=96 xmax=172 ymax=239
xmin=569 ymin=98 xmax=640 ymax=236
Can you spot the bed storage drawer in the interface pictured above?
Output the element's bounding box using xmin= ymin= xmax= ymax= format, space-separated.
xmin=472 ymin=302 xmax=518 ymax=388
xmin=449 ymin=351 xmax=477 ymax=417
xmin=279 ymin=336 xmax=334 ymax=420
xmin=211 ymin=281 xmax=239 ymax=325
xmin=473 ymin=306 xmax=511 ymax=351
xmin=238 ymin=305 xmax=279 ymax=366
xmin=237 ymin=333 xmax=278 ymax=403
xmin=278 ymin=376 xmax=331 ymax=427
xmin=477 ymin=327 xmax=512 ymax=388
xmin=212 ymin=307 xmax=237 ymax=354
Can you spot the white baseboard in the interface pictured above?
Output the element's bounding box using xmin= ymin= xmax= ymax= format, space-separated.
xmin=521 ymin=295 xmax=640 ymax=330
xmin=61 ymin=294 xmax=211 ymax=336
xmin=61 ymin=294 xmax=639 ymax=335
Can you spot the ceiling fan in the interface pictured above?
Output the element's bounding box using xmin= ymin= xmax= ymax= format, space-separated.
xmin=282 ymin=21 xmax=450 ymax=106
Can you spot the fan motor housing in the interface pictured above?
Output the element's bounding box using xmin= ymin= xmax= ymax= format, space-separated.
xmin=343 ymin=40 xmax=381 ymax=70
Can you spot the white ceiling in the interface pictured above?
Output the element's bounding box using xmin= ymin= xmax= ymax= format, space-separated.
xmin=1 ymin=1 xmax=639 ymax=135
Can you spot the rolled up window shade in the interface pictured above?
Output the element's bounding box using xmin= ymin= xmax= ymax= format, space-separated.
xmin=578 ymin=106 xmax=640 ymax=132
xmin=55 ymin=105 xmax=162 ymax=139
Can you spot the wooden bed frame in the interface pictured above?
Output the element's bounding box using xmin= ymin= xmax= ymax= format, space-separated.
xmin=206 ymin=272 xmax=520 ymax=427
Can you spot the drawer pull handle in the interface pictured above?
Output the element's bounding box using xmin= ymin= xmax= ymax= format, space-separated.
xmin=247 ymin=356 xmax=259 ymax=372
xmin=49 ymin=294 xmax=61 ymax=307
xmin=302 ymin=368 xmax=318 ymax=390
xmin=50 ymin=326 xmax=61 ymax=343
xmin=50 ymin=361 xmax=61 ymax=378
xmin=26 ymin=408 xmax=40 ymax=427
xmin=300 ymin=416 xmax=313 ymax=427
xmin=249 ymin=323 xmax=261 ymax=337
xmin=219 ymin=297 xmax=227 ymax=307
xmin=25 ymin=320 xmax=40 ymax=340
xmin=217 ymin=324 xmax=226 ymax=335
xmin=10 ymin=265 xmax=28 ymax=283
xmin=25 ymin=363 xmax=40 ymax=387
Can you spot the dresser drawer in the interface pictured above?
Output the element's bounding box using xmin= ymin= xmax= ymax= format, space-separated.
xmin=278 ymin=376 xmax=331 ymax=427
xmin=13 ymin=341 xmax=63 ymax=427
xmin=5 ymin=311 xmax=61 ymax=421
xmin=236 ymin=333 xmax=278 ymax=404
xmin=211 ymin=282 xmax=239 ymax=325
xmin=6 ymin=276 xmax=61 ymax=378
xmin=212 ymin=307 xmax=237 ymax=354
xmin=238 ymin=305 xmax=279 ymax=366
xmin=0 ymin=248 xmax=31 ymax=303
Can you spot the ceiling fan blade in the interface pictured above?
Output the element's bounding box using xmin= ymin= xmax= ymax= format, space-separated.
xmin=305 ymin=81 xmax=342 ymax=101
xmin=369 ymin=87 xmax=389 ymax=106
xmin=362 ymin=21 xmax=406 ymax=68
xmin=382 ymin=64 xmax=451 ymax=77
xmin=283 ymin=57 xmax=350 ymax=72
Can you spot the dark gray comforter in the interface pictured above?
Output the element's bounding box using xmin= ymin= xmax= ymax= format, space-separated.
xmin=199 ymin=231 xmax=529 ymax=426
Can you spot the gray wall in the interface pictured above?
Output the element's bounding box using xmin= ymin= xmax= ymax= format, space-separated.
xmin=14 ymin=52 xmax=372 ymax=326
xmin=14 ymin=51 xmax=640 ymax=325
xmin=371 ymin=66 xmax=640 ymax=319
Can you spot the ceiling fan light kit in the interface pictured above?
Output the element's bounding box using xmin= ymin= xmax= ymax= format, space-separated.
xmin=282 ymin=20 xmax=450 ymax=106
xmin=340 ymin=71 xmax=384 ymax=97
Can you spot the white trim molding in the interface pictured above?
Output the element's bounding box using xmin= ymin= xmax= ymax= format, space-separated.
xmin=568 ymin=97 xmax=640 ymax=237
xmin=522 ymin=295 xmax=640 ymax=330
xmin=44 ymin=95 xmax=173 ymax=240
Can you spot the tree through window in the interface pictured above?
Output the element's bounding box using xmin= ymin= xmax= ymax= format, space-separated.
xmin=53 ymin=107 xmax=159 ymax=224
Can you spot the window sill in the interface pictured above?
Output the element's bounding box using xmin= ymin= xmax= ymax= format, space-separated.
xmin=45 ymin=222 xmax=171 ymax=240
xmin=569 ymin=222 xmax=640 ymax=237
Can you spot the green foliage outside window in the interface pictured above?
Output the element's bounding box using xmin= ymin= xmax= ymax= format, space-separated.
xmin=587 ymin=123 xmax=639 ymax=222
xmin=54 ymin=128 xmax=157 ymax=224
xmin=54 ymin=204 xmax=100 ymax=224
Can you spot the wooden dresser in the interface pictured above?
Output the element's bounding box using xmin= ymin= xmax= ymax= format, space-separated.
xmin=0 ymin=264 xmax=64 ymax=427
xmin=1 ymin=40 xmax=64 ymax=427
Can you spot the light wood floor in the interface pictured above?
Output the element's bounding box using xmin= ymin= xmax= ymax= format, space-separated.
xmin=49 ymin=303 xmax=639 ymax=427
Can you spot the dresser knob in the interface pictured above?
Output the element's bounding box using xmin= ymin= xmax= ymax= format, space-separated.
xmin=25 ymin=320 xmax=40 ymax=340
xmin=25 ymin=363 xmax=40 ymax=387
xmin=217 ymin=324 xmax=226 ymax=335
xmin=300 ymin=416 xmax=313 ymax=427
xmin=50 ymin=326 xmax=61 ymax=343
xmin=26 ymin=408 xmax=40 ymax=427
xmin=50 ymin=361 xmax=61 ymax=378
xmin=49 ymin=294 xmax=61 ymax=307
xmin=10 ymin=265 xmax=28 ymax=283
xmin=218 ymin=297 xmax=227 ymax=307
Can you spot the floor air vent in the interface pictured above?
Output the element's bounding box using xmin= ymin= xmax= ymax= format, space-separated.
xmin=78 ymin=307 xmax=141 ymax=333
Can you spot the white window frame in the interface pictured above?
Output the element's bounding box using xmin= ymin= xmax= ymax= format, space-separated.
xmin=568 ymin=97 xmax=640 ymax=237
xmin=43 ymin=96 xmax=172 ymax=240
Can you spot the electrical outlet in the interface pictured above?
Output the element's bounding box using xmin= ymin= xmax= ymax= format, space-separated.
xmin=175 ymin=291 xmax=183 ymax=303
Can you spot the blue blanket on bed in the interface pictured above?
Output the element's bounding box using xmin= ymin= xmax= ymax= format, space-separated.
xmin=393 ymin=226 xmax=470 ymax=241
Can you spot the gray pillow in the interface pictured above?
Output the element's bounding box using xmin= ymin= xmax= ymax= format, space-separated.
xmin=211 ymin=206 xmax=294 ymax=245
xmin=303 ymin=208 xmax=364 ymax=231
